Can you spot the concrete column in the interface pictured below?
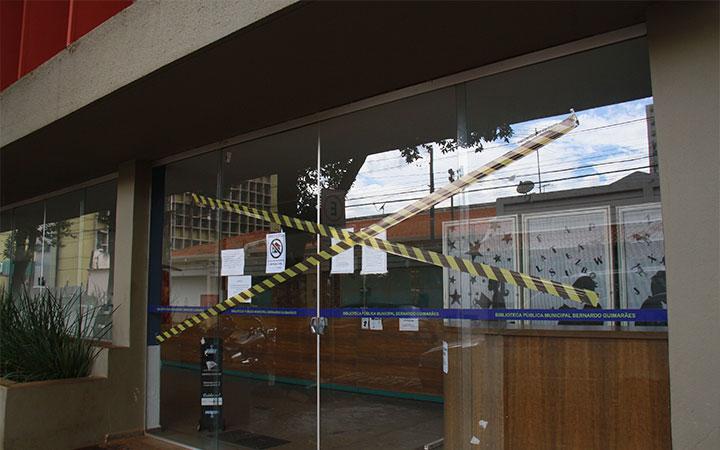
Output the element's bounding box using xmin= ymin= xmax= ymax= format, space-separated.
xmin=106 ymin=160 xmax=152 ymax=433
xmin=647 ymin=3 xmax=719 ymax=449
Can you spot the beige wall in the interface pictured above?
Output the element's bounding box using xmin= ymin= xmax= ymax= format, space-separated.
xmin=0 ymin=0 xmax=298 ymax=148
xmin=103 ymin=160 xmax=152 ymax=434
xmin=648 ymin=3 xmax=720 ymax=449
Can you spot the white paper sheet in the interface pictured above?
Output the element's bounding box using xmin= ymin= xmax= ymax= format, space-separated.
xmin=361 ymin=230 xmax=388 ymax=274
xmin=227 ymin=275 xmax=252 ymax=299
xmin=265 ymin=232 xmax=286 ymax=273
xmin=442 ymin=341 xmax=449 ymax=374
xmin=361 ymin=317 xmax=370 ymax=330
xmin=399 ymin=318 xmax=419 ymax=331
xmin=331 ymin=228 xmax=355 ymax=274
xmin=200 ymin=397 xmax=223 ymax=406
xmin=220 ymin=248 xmax=245 ymax=276
xmin=369 ymin=318 xmax=383 ymax=330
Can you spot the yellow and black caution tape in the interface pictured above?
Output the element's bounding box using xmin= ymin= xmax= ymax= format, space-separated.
xmin=156 ymin=113 xmax=579 ymax=343
xmin=193 ymin=193 xmax=599 ymax=306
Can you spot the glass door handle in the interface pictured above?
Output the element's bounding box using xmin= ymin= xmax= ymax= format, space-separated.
xmin=310 ymin=316 xmax=328 ymax=336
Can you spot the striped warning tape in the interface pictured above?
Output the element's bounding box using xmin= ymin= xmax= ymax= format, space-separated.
xmin=155 ymin=113 xmax=578 ymax=343
xmin=192 ymin=193 xmax=599 ymax=306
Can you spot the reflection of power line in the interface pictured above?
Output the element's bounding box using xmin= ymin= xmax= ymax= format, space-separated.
xmin=360 ymin=140 xmax=649 ymax=178
xmin=357 ymin=117 xmax=650 ymax=166
xmin=513 ymin=116 xmax=647 ymax=136
xmin=346 ymin=155 xmax=653 ymax=202
xmin=346 ymin=164 xmax=655 ymax=208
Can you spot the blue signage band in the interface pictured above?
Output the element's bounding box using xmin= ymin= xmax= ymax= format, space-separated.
xmin=149 ymin=305 xmax=667 ymax=323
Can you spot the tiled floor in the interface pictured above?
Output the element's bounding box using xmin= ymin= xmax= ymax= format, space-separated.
xmin=79 ymin=435 xmax=187 ymax=450
xmin=150 ymin=365 xmax=444 ymax=449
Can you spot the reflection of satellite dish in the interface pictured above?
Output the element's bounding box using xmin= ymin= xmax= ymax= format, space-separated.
xmin=516 ymin=180 xmax=535 ymax=194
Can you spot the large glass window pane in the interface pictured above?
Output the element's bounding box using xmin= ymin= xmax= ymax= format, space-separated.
xmin=218 ymin=125 xmax=319 ymax=449
xmin=441 ymin=37 xmax=669 ymax=449
xmin=83 ymin=181 xmax=117 ymax=339
xmin=154 ymin=126 xmax=322 ymax=448
xmin=157 ymin=151 xmax=223 ymax=448
xmin=44 ymin=190 xmax=83 ymax=295
xmin=319 ymin=87 xmax=456 ymax=449
xmin=1 ymin=182 xmax=116 ymax=340
xmin=6 ymin=201 xmax=44 ymax=293
xmin=0 ymin=210 xmax=13 ymax=293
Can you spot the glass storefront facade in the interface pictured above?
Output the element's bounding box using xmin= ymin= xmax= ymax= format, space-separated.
xmin=150 ymin=37 xmax=670 ymax=449
xmin=0 ymin=181 xmax=117 ymax=339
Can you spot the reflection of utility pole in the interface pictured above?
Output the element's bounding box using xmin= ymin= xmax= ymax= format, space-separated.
xmin=535 ymin=128 xmax=543 ymax=193
xmin=536 ymin=150 xmax=543 ymax=193
xmin=429 ymin=146 xmax=435 ymax=240
xmin=448 ymin=169 xmax=456 ymax=220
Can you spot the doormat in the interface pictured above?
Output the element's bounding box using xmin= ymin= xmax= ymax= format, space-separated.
xmin=217 ymin=429 xmax=290 ymax=449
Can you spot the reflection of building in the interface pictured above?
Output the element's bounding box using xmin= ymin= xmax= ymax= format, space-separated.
xmin=0 ymin=233 xmax=10 ymax=292
xmin=165 ymin=204 xmax=496 ymax=310
xmin=168 ymin=176 xmax=277 ymax=250
xmin=7 ymin=212 xmax=111 ymax=295
xmin=499 ymin=171 xmax=661 ymax=311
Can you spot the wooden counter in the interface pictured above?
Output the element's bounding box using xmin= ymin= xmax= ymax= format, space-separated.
xmin=161 ymin=315 xmax=445 ymax=397
xmin=161 ymin=316 xmax=670 ymax=449
xmin=443 ymin=325 xmax=671 ymax=450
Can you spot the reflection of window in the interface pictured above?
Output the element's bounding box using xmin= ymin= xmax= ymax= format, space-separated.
xmin=167 ymin=176 xmax=277 ymax=250
xmin=31 ymin=222 xmax=62 ymax=288
xmin=95 ymin=212 xmax=111 ymax=253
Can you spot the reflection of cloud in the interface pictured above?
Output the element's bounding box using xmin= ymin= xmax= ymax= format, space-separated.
xmin=345 ymin=98 xmax=653 ymax=219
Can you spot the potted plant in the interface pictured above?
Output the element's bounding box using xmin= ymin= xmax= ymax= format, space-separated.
xmin=0 ymin=288 xmax=114 ymax=449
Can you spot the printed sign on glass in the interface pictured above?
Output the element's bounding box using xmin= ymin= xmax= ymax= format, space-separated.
xmin=442 ymin=216 xmax=519 ymax=310
xmin=617 ymin=203 xmax=666 ymax=310
xmin=220 ymin=248 xmax=245 ymax=276
xmin=331 ymin=228 xmax=355 ymax=274
xmin=265 ymin=232 xmax=286 ymax=273
xmin=522 ymin=207 xmax=612 ymax=310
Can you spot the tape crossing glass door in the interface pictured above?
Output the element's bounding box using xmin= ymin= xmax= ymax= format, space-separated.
xmin=156 ymin=113 xmax=579 ymax=343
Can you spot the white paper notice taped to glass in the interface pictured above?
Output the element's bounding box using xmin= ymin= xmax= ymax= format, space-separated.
xmin=265 ymin=232 xmax=286 ymax=273
xmin=399 ymin=318 xmax=419 ymax=331
xmin=369 ymin=318 xmax=383 ymax=330
xmin=331 ymin=228 xmax=355 ymax=274
xmin=220 ymin=248 xmax=245 ymax=276
xmin=201 ymin=397 xmax=223 ymax=406
xmin=442 ymin=341 xmax=449 ymax=374
xmin=361 ymin=230 xmax=388 ymax=274
xmin=227 ymin=275 xmax=252 ymax=298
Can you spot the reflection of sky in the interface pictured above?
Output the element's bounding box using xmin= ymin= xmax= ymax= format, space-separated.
xmin=346 ymin=97 xmax=654 ymax=218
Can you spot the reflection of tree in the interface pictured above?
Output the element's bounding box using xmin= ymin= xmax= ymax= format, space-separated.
xmin=398 ymin=124 xmax=514 ymax=239
xmin=2 ymin=220 xmax=75 ymax=290
xmin=398 ymin=124 xmax=514 ymax=163
xmin=295 ymin=158 xmax=365 ymax=218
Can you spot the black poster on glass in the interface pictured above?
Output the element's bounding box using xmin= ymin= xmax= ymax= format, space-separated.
xmin=199 ymin=337 xmax=223 ymax=432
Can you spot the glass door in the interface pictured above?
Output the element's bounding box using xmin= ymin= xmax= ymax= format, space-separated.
xmin=317 ymin=88 xmax=458 ymax=449
xmin=155 ymin=126 xmax=321 ymax=449
xmin=217 ymin=125 xmax=320 ymax=449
